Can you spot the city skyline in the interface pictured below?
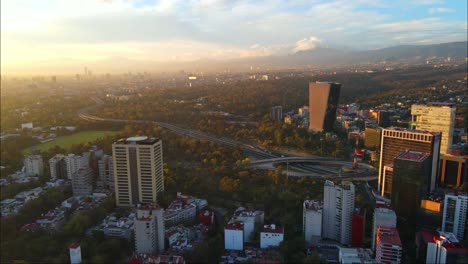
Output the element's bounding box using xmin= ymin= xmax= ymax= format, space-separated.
xmin=1 ymin=0 xmax=467 ymax=75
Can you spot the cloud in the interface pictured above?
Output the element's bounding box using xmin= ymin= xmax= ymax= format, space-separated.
xmin=293 ymin=37 xmax=322 ymax=52
xmin=428 ymin=7 xmax=455 ymax=14
xmin=412 ymin=0 xmax=444 ymax=5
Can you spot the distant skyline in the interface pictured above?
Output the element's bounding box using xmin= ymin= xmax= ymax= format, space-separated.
xmin=1 ymin=0 xmax=467 ymax=74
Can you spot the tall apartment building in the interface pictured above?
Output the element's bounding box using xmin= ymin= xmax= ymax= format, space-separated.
xmin=303 ymin=200 xmax=322 ymax=244
xmin=71 ymin=167 xmax=93 ymax=197
xmin=309 ymin=82 xmax=341 ymax=132
xmin=391 ymin=151 xmax=431 ymax=219
xmin=364 ymin=127 xmax=382 ymax=150
xmin=372 ymin=208 xmax=397 ymax=250
xmin=112 ymin=136 xmax=164 ymax=207
xmin=49 ymin=154 xmax=67 ymax=180
xmin=270 ymin=106 xmax=283 ymax=122
xmin=228 ymin=207 xmax=264 ymax=243
xmin=411 ymin=103 xmax=456 ymax=154
xmin=24 ymin=155 xmax=43 ymax=177
xmin=375 ymin=227 xmax=402 ymax=264
xmin=442 ymin=194 xmax=467 ymax=240
xmin=378 ymin=128 xmax=441 ymax=197
xmin=134 ymin=204 xmax=165 ymax=254
xmin=323 ymin=181 xmax=355 ymax=245
xmin=65 ymin=154 xmax=84 ymax=180
xmin=98 ymin=154 xmax=114 ymax=191
xmin=425 ymin=231 xmax=468 ymax=264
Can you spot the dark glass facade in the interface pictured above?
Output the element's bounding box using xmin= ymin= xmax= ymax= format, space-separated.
xmin=309 ymin=82 xmax=341 ymax=132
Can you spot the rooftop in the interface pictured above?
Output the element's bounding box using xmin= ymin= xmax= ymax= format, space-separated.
xmin=115 ymin=136 xmax=160 ymax=145
xmin=69 ymin=242 xmax=80 ymax=249
xmin=261 ymin=224 xmax=284 ymax=234
xmin=396 ymin=150 xmax=429 ymax=162
xmin=304 ymin=200 xmax=322 ymax=211
xmin=225 ymin=222 xmax=244 ymax=230
xmin=377 ymin=227 xmax=401 ymax=246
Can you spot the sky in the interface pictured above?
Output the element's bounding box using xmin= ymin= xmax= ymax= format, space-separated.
xmin=1 ymin=0 xmax=467 ymax=74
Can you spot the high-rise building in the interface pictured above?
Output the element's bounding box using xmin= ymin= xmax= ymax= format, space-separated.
xmin=65 ymin=154 xmax=84 ymax=180
xmin=442 ymin=193 xmax=467 ymax=240
xmin=308 ymin=82 xmax=341 ymax=132
xmin=134 ymin=204 xmax=165 ymax=254
xmin=270 ymin=106 xmax=283 ymax=122
xmin=112 ymin=136 xmax=164 ymax=207
xmin=375 ymin=227 xmax=402 ymax=264
xmin=372 ymin=208 xmax=397 ymax=250
xmin=323 ymin=181 xmax=355 ymax=245
xmin=24 ymin=155 xmax=43 ymax=177
xmin=391 ymin=151 xmax=431 ymax=219
xmin=378 ymin=128 xmax=441 ymax=196
xmin=71 ymin=167 xmax=93 ymax=197
xmin=424 ymin=231 xmax=468 ymax=264
xmin=439 ymin=154 xmax=467 ymax=188
xmin=377 ymin=111 xmax=391 ymax=128
xmin=49 ymin=154 xmax=67 ymax=180
xmin=411 ymin=103 xmax=456 ymax=154
xmin=351 ymin=207 xmax=366 ymax=247
xmin=98 ymin=155 xmax=114 ymax=191
xmin=303 ymin=200 xmax=322 ymax=244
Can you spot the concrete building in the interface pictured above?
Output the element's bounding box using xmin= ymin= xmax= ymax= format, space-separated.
xmin=72 ymin=167 xmax=93 ymax=197
xmin=303 ymin=200 xmax=322 ymax=244
xmin=24 ymin=155 xmax=43 ymax=177
xmin=375 ymin=227 xmax=402 ymax=264
xmin=98 ymin=154 xmax=114 ymax=190
xmin=378 ymin=128 xmax=441 ymax=197
xmin=372 ymin=208 xmax=397 ymax=250
xmin=439 ymin=153 xmax=467 ymax=188
xmin=134 ymin=203 xmax=165 ymax=254
xmin=69 ymin=242 xmax=82 ymax=264
xmin=224 ymin=222 xmax=244 ymax=250
xmin=229 ymin=207 xmax=264 ymax=243
xmin=65 ymin=154 xmax=84 ymax=180
xmin=364 ymin=127 xmax=382 ymax=150
xmin=420 ymin=231 xmax=468 ymax=264
xmin=411 ymin=103 xmax=456 ymax=154
xmin=339 ymin=248 xmax=376 ymax=264
xmin=351 ymin=207 xmax=366 ymax=247
xmin=270 ymin=106 xmax=283 ymax=122
xmin=442 ymin=193 xmax=467 ymax=240
xmin=308 ymin=82 xmax=341 ymax=132
xmin=377 ymin=111 xmax=391 ymax=128
xmin=391 ymin=151 xmax=431 ymax=219
xmin=260 ymin=224 xmax=284 ymax=249
xmin=112 ymin=136 xmax=164 ymax=207
xmin=323 ymin=181 xmax=355 ymax=245
xmin=49 ymin=154 xmax=67 ymax=180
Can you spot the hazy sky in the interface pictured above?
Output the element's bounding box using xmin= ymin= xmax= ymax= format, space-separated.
xmin=1 ymin=0 xmax=467 ymax=73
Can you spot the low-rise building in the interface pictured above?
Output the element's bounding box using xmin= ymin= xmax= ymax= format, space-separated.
xmin=225 ymin=222 xmax=244 ymax=250
xmin=229 ymin=207 xmax=264 ymax=243
xmin=339 ymin=248 xmax=376 ymax=264
xmin=260 ymin=224 xmax=284 ymax=249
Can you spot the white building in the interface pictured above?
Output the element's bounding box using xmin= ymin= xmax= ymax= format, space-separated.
xmin=134 ymin=204 xmax=165 ymax=254
xmin=69 ymin=242 xmax=82 ymax=264
xmin=65 ymin=154 xmax=84 ymax=180
xmin=260 ymin=224 xmax=284 ymax=249
xmin=375 ymin=227 xmax=402 ymax=264
xmin=112 ymin=137 xmax=164 ymax=207
xmin=323 ymin=181 xmax=355 ymax=245
xmin=372 ymin=207 xmax=397 ymax=250
xmin=442 ymin=194 xmax=467 ymax=240
xmin=339 ymin=248 xmax=376 ymax=264
xmin=71 ymin=167 xmax=93 ymax=197
xmin=303 ymin=200 xmax=322 ymax=244
xmin=411 ymin=103 xmax=456 ymax=153
xmin=24 ymin=155 xmax=43 ymax=177
xmin=229 ymin=207 xmax=264 ymax=243
xmin=224 ymin=222 xmax=244 ymax=250
xmin=426 ymin=231 xmax=466 ymax=264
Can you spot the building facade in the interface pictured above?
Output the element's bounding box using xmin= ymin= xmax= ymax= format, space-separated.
xmin=98 ymin=154 xmax=114 ymax=190
xmin=308 ymin=82 xmax=341 ymax=132
xmin=224 ymin=223 xmax=244 ymax=250
xmin=303 ymin=200 xmax=322 ymax=244
xmin=65 ymin=154 xmax=84 ymax=180
xmin=24 ymin=155 xmax=43 ymax=177
xmin=378 ymin=128 xmax=441 ymax=197
xmin=372 ymin=208 xmax=397 ymax=250
xmin=49 ymin=154 xmax=67 ymax=180
xmin=260 ymin=224 xmax=284 ymax=249
xmin=323 ymin=181 xmax=355 ymax=245
xmin=134 ymin=204 xmax=165 ymax=254
xmin=411 ymin=103 xmax=456 ymax=154
xmin=71 ymin=167 xmax=93 ymax=197
xmin=442 ymin=194 xmax=467 ymax=240
xmin=228 ymin=207 xmax=264 ymax=243
xmin=270 ymin=106 xmax=283 ymax=122
xmin=364 ymin=127 xmax=382 ymax=150
xmin=351 ymin=207 xmax=366 ymax=247
xmin=439 ymin=154 xmax=467 ymax=188
xmin=375 ymin=227 xmax=402 ymax=264
xmin=112 ymin=136 xmax=164 ymax=207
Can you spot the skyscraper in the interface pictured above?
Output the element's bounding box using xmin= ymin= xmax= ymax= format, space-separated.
xmin=308 ymin=82 xmax=341 ymax=132
xmin=411 ymin=103 xmax=456 ymax=154
xmin=134 ymin=203 xmax=165 ymax=254
xmin=322 ymin=181 xmax=355 ymax=245
xmin=441 ymin=193 xmax=467 ymax=240
xmin=378 ymin=128 xmax=441 ymax=197
xmin=112 ymin=136 xmax=164 ymax=207
xmin=391 ymin=151 xmax=431 ymax=219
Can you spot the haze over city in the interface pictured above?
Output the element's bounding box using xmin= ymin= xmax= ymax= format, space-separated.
xmin=1 ymin=0 xmax=467 ymax=75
